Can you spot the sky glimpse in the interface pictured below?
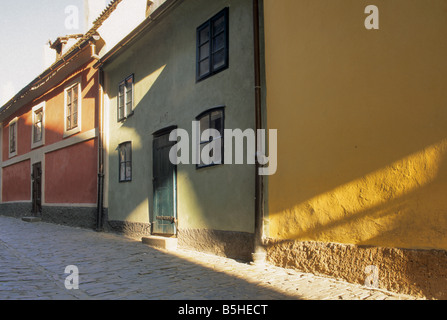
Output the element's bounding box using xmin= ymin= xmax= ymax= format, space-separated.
xmin=0 ymin=1 xmax=85 ymax=106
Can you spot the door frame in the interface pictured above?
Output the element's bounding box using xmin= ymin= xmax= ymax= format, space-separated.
xmin=152 ymin=126 xmax=178 ymax=236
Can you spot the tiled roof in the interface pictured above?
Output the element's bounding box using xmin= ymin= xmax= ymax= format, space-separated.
xmin=50 ymin=0 xmax=123 ymax=67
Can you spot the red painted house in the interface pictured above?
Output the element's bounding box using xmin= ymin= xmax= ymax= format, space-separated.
xmin=0 ymin=0 xmax=152 ymax=229
xmin=0 ymin=37 xmax=101 ymax=228
xmin=0 ymin=0 xmax=123 ymax=228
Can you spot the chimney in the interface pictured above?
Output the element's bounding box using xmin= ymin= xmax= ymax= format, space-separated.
xmin=43 ymin=41 xmax=57 ymax=69
xmin=84 ymin=0 xmax=107 ymax=32
xmin=44 ymin=34 xmax=84 ymax=66
xmin=146 ymin=0 xmax=165 ymax=17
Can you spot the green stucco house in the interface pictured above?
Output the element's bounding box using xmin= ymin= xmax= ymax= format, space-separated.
xmin=96 ymin=0 xmax=265 ymax=260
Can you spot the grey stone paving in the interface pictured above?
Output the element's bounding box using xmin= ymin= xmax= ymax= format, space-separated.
xmin=0 ymin=215 xmax=421 ymax=300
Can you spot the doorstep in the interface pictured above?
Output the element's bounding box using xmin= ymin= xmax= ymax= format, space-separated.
xmin=22 ymin=217 xmax=42 ymax=223
xmin=142 ymin=235 xmax=178 ymax=251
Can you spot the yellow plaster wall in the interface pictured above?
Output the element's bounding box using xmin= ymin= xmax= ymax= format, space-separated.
xmin=264 ymin=0 xmax=447 ymax=250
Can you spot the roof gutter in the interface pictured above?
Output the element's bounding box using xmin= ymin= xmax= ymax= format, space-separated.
xmin=96 ymin=67 xmax=105 ymax=232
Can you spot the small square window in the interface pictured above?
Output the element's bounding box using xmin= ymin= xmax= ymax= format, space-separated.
xmin=196 ymin=8 xmax=229 ymax=81
xmin=118 ymin=75 xmax=134 ymax=122
xmin=119 ymin=142 xmax=132 ymax=182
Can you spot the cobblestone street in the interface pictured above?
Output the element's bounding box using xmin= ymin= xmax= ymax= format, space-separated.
xmin=0 ymin=215 xmax=420 ymax=301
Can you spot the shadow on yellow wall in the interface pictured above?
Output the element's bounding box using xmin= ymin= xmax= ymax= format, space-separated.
xmin=264 ymin=0 xmax=447 ymax=253
xmin=269 ymin=139 xmax=447 ymax=250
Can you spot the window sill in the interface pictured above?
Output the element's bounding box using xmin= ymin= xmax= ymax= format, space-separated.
xmin=31 ymin=141 xmax=44 ymax=150
xmin=63 ymin=127 xmax=81 ymax=138
xmin=196 ymin=162 xmax=223 ymax=170
xmin=118 ymin=111 xmax=135 ymax=123
xmin=196 ymin=65 xmax=228 ymax=83
xmin=8 ymin=152 xmax=17 ymax=159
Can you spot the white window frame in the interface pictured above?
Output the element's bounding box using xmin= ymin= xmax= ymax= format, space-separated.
xmin=63 ymin=78 xmax=82 ymax=138
xmin=31 ymin=102 xmax=45 ymax=149
xmin=117 ymin=74 xmax=135 ymax=122
xmin=8 ymin=117 xmax=18 ymax=158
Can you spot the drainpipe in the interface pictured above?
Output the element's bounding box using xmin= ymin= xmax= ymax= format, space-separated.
xmin=90 ymin=38 xmax=105 ymax=231
xmin=253 ymin=0 xmax=265 ymax=262
xmin=96 ymin=68 xmax=105 ymax=232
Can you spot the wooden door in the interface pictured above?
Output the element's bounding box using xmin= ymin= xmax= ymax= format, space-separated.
xmin=152 ymin=133 xmax=177 ymax=236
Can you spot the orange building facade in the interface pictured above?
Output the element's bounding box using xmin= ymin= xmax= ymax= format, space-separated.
xmin=0 ymin=41 xmax=101 ymax=229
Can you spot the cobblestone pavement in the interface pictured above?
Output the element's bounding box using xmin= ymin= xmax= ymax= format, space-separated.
xmin=0 ymin=215 xmax=421 ymax=301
